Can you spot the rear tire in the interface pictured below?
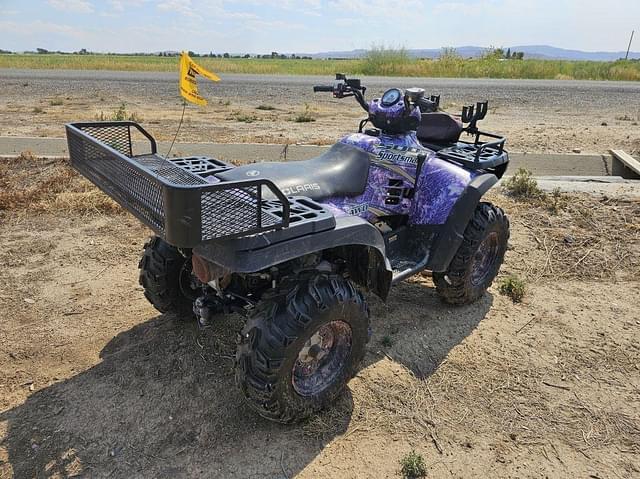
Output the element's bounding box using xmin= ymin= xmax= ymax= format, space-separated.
xmin=235 ymin=273 xmax=369 ymax=423
xmin=138 ymin=236 xmax=197 ymax=319
xmin=433 ymin=202 xmax=509 ymax=305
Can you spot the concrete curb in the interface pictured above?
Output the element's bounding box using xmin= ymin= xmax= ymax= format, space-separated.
xmin=3 ymin=138 xmax=637 ymax=198
xmin=0 ymin=136 xmax=614 ymax=177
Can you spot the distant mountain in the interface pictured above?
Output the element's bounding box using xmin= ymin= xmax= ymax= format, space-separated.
xmin=303 ymin=45 xmax=640 ymax=61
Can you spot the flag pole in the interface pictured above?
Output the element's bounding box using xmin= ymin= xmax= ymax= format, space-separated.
xmin=626 ymin=30 xmax=635 ymax=60
xmin=165 ymin=100 xmax=187 ymax=159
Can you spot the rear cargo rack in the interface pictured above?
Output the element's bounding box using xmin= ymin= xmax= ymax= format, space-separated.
xmin=65 ymin=121 xmax=309 ymax=247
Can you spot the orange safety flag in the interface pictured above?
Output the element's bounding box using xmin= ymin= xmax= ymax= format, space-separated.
xmin=179 ymin=51 xmax=220 ymax=106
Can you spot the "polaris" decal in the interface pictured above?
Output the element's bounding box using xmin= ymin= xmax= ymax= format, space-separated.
xmin=281 ymin=183 xmax=321 ymax=195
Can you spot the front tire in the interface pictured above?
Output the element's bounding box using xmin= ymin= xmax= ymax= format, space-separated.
xmin=138 ymin=236 xmax=198 ymax=319
xmin=235 ymin=274 xmax=369 ymax=423
xmin=433 ymin=202 xmax=509 ymax=305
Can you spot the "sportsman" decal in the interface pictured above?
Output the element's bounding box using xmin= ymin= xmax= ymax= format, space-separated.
xmin=375 ymin=145 xmax=423 ymax=165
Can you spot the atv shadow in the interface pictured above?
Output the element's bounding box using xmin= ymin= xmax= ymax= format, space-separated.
xmin=0 ymin=279 xmax=491 ymax=478
xmin=364 ymin=278 xmax=493 ymax=378
xmin=0 ymin=313 xmax=352 ymax=478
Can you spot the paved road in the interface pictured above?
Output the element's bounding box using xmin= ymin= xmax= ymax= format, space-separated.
xmin=3 ymin=68 xmax=640 ymax=111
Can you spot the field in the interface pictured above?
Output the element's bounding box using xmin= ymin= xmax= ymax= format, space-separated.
xmin=1 ymin=150 xmax=639 ymax=478
xmin=2 ymin=53 xmax=640 ymax=81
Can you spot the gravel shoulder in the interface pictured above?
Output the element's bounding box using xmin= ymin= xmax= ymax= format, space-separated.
xmin=2 ymin=69 xmax=640 ymax=155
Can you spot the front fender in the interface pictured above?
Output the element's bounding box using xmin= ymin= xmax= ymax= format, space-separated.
xmin=426 ymin=173 xmax=498 ymax=272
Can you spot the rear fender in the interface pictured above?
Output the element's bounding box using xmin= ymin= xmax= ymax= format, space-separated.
xmin=193 ymin=216 xmax=394 ymax=300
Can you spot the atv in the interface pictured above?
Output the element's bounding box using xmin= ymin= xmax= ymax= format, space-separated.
xmin=65 ymin=74 xmax=510 ymax=423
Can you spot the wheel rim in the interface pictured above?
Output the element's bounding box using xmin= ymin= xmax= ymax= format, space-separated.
xmin=470 ymin=232 xmax=500 ymax=286
xmin=292 ymin=321 xmax=353 ymax=397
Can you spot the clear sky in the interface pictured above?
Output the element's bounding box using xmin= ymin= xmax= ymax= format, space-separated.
xmin=0 ymin=0 xmax=638 ymax=54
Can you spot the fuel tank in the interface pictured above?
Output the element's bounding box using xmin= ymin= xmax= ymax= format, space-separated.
xmin=320 ymin=131 xmax=477 ymax=225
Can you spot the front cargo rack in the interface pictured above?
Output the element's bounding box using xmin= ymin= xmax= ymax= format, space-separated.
xmin=65 ymin=121 xmax=331 ymax=248
xmin=435 ymin=130 xmax=508 ymax=170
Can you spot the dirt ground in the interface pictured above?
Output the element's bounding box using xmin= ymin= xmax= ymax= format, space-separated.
xmin=1 ymin=70 xmax=640 ymax=156
xmin=0 ymin=156 xmax=639 ymax=478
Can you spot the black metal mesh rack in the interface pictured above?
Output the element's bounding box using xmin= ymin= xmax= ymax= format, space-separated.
xmin=65 ymin=121 xmax=300 ymax=247
xmin=435 ymin=131 xmax=508 ymax=170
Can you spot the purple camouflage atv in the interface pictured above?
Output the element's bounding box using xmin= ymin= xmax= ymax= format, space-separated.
xmin=65 ymin=73 xmax=510 ymax=423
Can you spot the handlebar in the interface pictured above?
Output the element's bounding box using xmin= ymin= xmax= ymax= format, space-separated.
xmin=313 ymin=74 xmax=446 ymax=118
xmin=313 ymin=74 xmax=369 ymax=112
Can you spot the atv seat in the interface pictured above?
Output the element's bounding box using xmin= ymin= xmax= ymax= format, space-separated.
xmin=417 ymin=113 xmax=463 ymax=145
xmin=216 ymin=142 xmax=371 ymax=201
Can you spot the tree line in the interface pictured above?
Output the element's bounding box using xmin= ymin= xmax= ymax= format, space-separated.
xmin=0 ymin=48 xmax=314 ymax=59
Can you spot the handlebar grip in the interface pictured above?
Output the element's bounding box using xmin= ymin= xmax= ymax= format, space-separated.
xmin=313 ymin=85 xmax=334 ymax=92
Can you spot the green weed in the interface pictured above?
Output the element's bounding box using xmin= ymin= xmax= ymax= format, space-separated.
xmin=293 ymin=103 xmax=316 ymax=123
xmin=234 ymin=112 xmax=257 ymax=123
xmin=545 ymin=187 xmax=568 ymax=214
xmin=499 ymin=276 xmax=526 ymax=303
xmin=502 ymin=168 xmax=544 ymax=199
xmin=399 ymin=450 xmax=427 ymax=478
xmin=96 ymin=103 xmax=142 ymax=122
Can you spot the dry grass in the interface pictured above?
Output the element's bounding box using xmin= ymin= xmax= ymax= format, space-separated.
xmin=499 ymin=170 xmax=639 ymax=281
xmin=503 ymin=194 xmax=640 ymax=281
xmin=36 ymin=190 xmax=121 ymax=214
xmin=3 ymin=54 xmax=640 ymax=81
xmin=304 ymin=359 xmax=434 ymax=438
xmin=0 ymin=154 xmax=121 ymax=214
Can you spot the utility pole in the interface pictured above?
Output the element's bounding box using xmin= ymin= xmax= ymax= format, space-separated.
xmin=625 ymin=30 xmax=635 ymax=60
